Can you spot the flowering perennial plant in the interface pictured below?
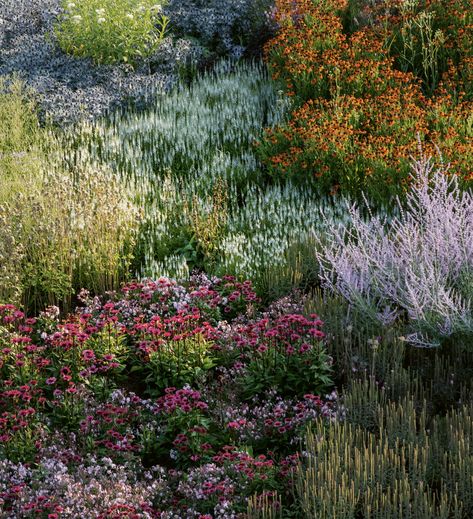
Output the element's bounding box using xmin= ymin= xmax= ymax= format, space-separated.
xmin=0 ymin=276 xmax=337 ymax=515
xmin=230 ymin=313 xmax=332 ymax=398
xmin=317 ymin=157 xmax=473 ymax=346
xmin=0 ymin=78 xmax=139 ymax=313
xmin=259 ymin=0 xmax=472 ymax=203
xmin=66 ymin=61 xmax=351 ymax=294
xmin=1 ymin=1 xmax=473 ymax=515
xmin=54 ymin=0 xmax=169 ymax=67
xmin=222 ymin=390 xmax=340 ymax=450
xmin=164 ymin=0 xmax=277 ymax=59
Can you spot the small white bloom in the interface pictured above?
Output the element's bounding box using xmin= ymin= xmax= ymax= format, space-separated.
xmin=169 ymin=449 xmax=178 ymax=460
xmin=126 ymin=13 xmax=134 ymax=19
xmin=71 ymin=14 xmax=82 ymax=23
xmin=97 ymin=17 xmax=106 ymax=24
xmin=95 ymin=8 xmax=105 ymax=15
xmin=150 ymin=4 xmax=163 ymax=13
xmin=67 ymin=2 xmax=76 ymax=9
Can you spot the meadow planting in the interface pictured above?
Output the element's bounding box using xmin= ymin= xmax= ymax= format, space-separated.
xmin=0 ymin=0 xmax=472 ymax=517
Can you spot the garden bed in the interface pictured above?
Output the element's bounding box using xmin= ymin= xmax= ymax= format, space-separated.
xmin=0 ymin=0 xmax=472 ymax=517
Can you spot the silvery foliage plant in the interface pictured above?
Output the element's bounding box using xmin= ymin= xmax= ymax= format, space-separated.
xmin=317 ymin=156 xmax=473 ymax=346
xmin=164 ymin=0 xmax=276 ymax=58
xmin=0 ymin=0 xmax=200 ymax=124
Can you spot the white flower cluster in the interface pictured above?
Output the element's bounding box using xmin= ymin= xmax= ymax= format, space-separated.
xmin=66 ymin=61 xmax=289 ymax=278
xmin=63 ymin=60 xmax=349 ymax=288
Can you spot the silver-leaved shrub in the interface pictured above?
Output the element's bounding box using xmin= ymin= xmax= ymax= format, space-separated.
xmin=317 ymin=156 xmax=473 ymax=346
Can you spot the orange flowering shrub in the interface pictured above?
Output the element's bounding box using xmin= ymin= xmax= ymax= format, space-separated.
xmin=259 ymin=0 xmax=472 ymax=202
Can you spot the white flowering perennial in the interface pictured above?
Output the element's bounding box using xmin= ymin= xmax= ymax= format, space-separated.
xmin=62 ymin=62 xmax=290 ymax=276
xmin=73 ymin=60 xmax=286 ymax=187
xmin=0 ymin=455 xmax=168 ymax=518
xmin=67 ymin=61 xmax=339 ymax=286
xmin=221 ymin=183 xmax=349 ymax=281
xmin=317 ymin=157 xmax=473 ymax=346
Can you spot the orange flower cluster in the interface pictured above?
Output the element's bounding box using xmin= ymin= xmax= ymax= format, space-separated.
xmin=259 ymin=0 xmax=472 ymax=203
xmin=432 ymin=0 xmax=473 ymax=98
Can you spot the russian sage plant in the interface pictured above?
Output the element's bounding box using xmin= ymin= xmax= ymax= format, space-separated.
xmin=317 ymin=156 xmax=473 ymax=346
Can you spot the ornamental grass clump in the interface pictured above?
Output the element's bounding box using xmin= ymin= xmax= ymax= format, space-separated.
xmin=54 ymin=0 xmax=169 ymax=67
xmin=317 ymin=156 xmax=473 ymax=346
xmin=297 ymin=415 xmax=450 ymax=518
xmin=4 ymin=163 xmax=139 ymax=313
xmin=0 ymin=77 xmax=139 ymax=312
xmin=0 ymin=77 xmax=39 ymax=305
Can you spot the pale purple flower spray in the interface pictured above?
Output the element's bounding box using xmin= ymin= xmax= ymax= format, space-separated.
xmin=317 ymin=155 xmax=473 ymax=346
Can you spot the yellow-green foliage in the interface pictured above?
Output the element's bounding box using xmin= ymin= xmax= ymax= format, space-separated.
xmin=0 ymin=77 xmax=139 ymax=311
xmin=297 ymin=382 xmax=473 ymax=518
xmin=0 ymin=77 xmax=42 ymax=305
xmin=188 ymin=179 xmax=229 ymax=267
xmin=19 ymin=165 xmax=138 ymax=311
xmin=247 ymin=492 xmax=283 ymax=519
xmin=0 ymin=77 xmax=43 ymax=196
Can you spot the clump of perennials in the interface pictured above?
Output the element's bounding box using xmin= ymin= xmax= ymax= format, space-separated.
xmin=0 ymin=274 xmax=340 ymax=517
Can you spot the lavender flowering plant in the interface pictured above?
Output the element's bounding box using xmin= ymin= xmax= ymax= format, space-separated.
xmin=317 ymin=155 xmax=473 ymax=346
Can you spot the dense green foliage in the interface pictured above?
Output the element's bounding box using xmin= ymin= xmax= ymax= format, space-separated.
xmin=54 ymin=0 xmax=169 ymax=67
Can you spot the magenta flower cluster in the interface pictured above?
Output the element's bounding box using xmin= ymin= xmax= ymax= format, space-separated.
xmin=0 ymin=275 xmax=337 ymax=516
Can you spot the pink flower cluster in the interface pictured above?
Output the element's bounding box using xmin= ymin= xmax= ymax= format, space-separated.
xmin=0 ymin=279 xmax=339 ymax=516
xmin=79 ymin=402 xmax=142 ymax=454
xmin=0 ymin=407 xmax=36 ymax=443
xmin=133 ymin=311 xmax=220 ymax=357
xmin=0 ymin=304 xmax=28 ymax=326
xmin=212 ymin=448 xmax=275 ymax=481
xmin=98 ymin=274 xmax=259 ymax=329
xmin=232 ymin=313 xmax=325 ymax=355
xmin=155 ymin=388 xmax=209 ymax=414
